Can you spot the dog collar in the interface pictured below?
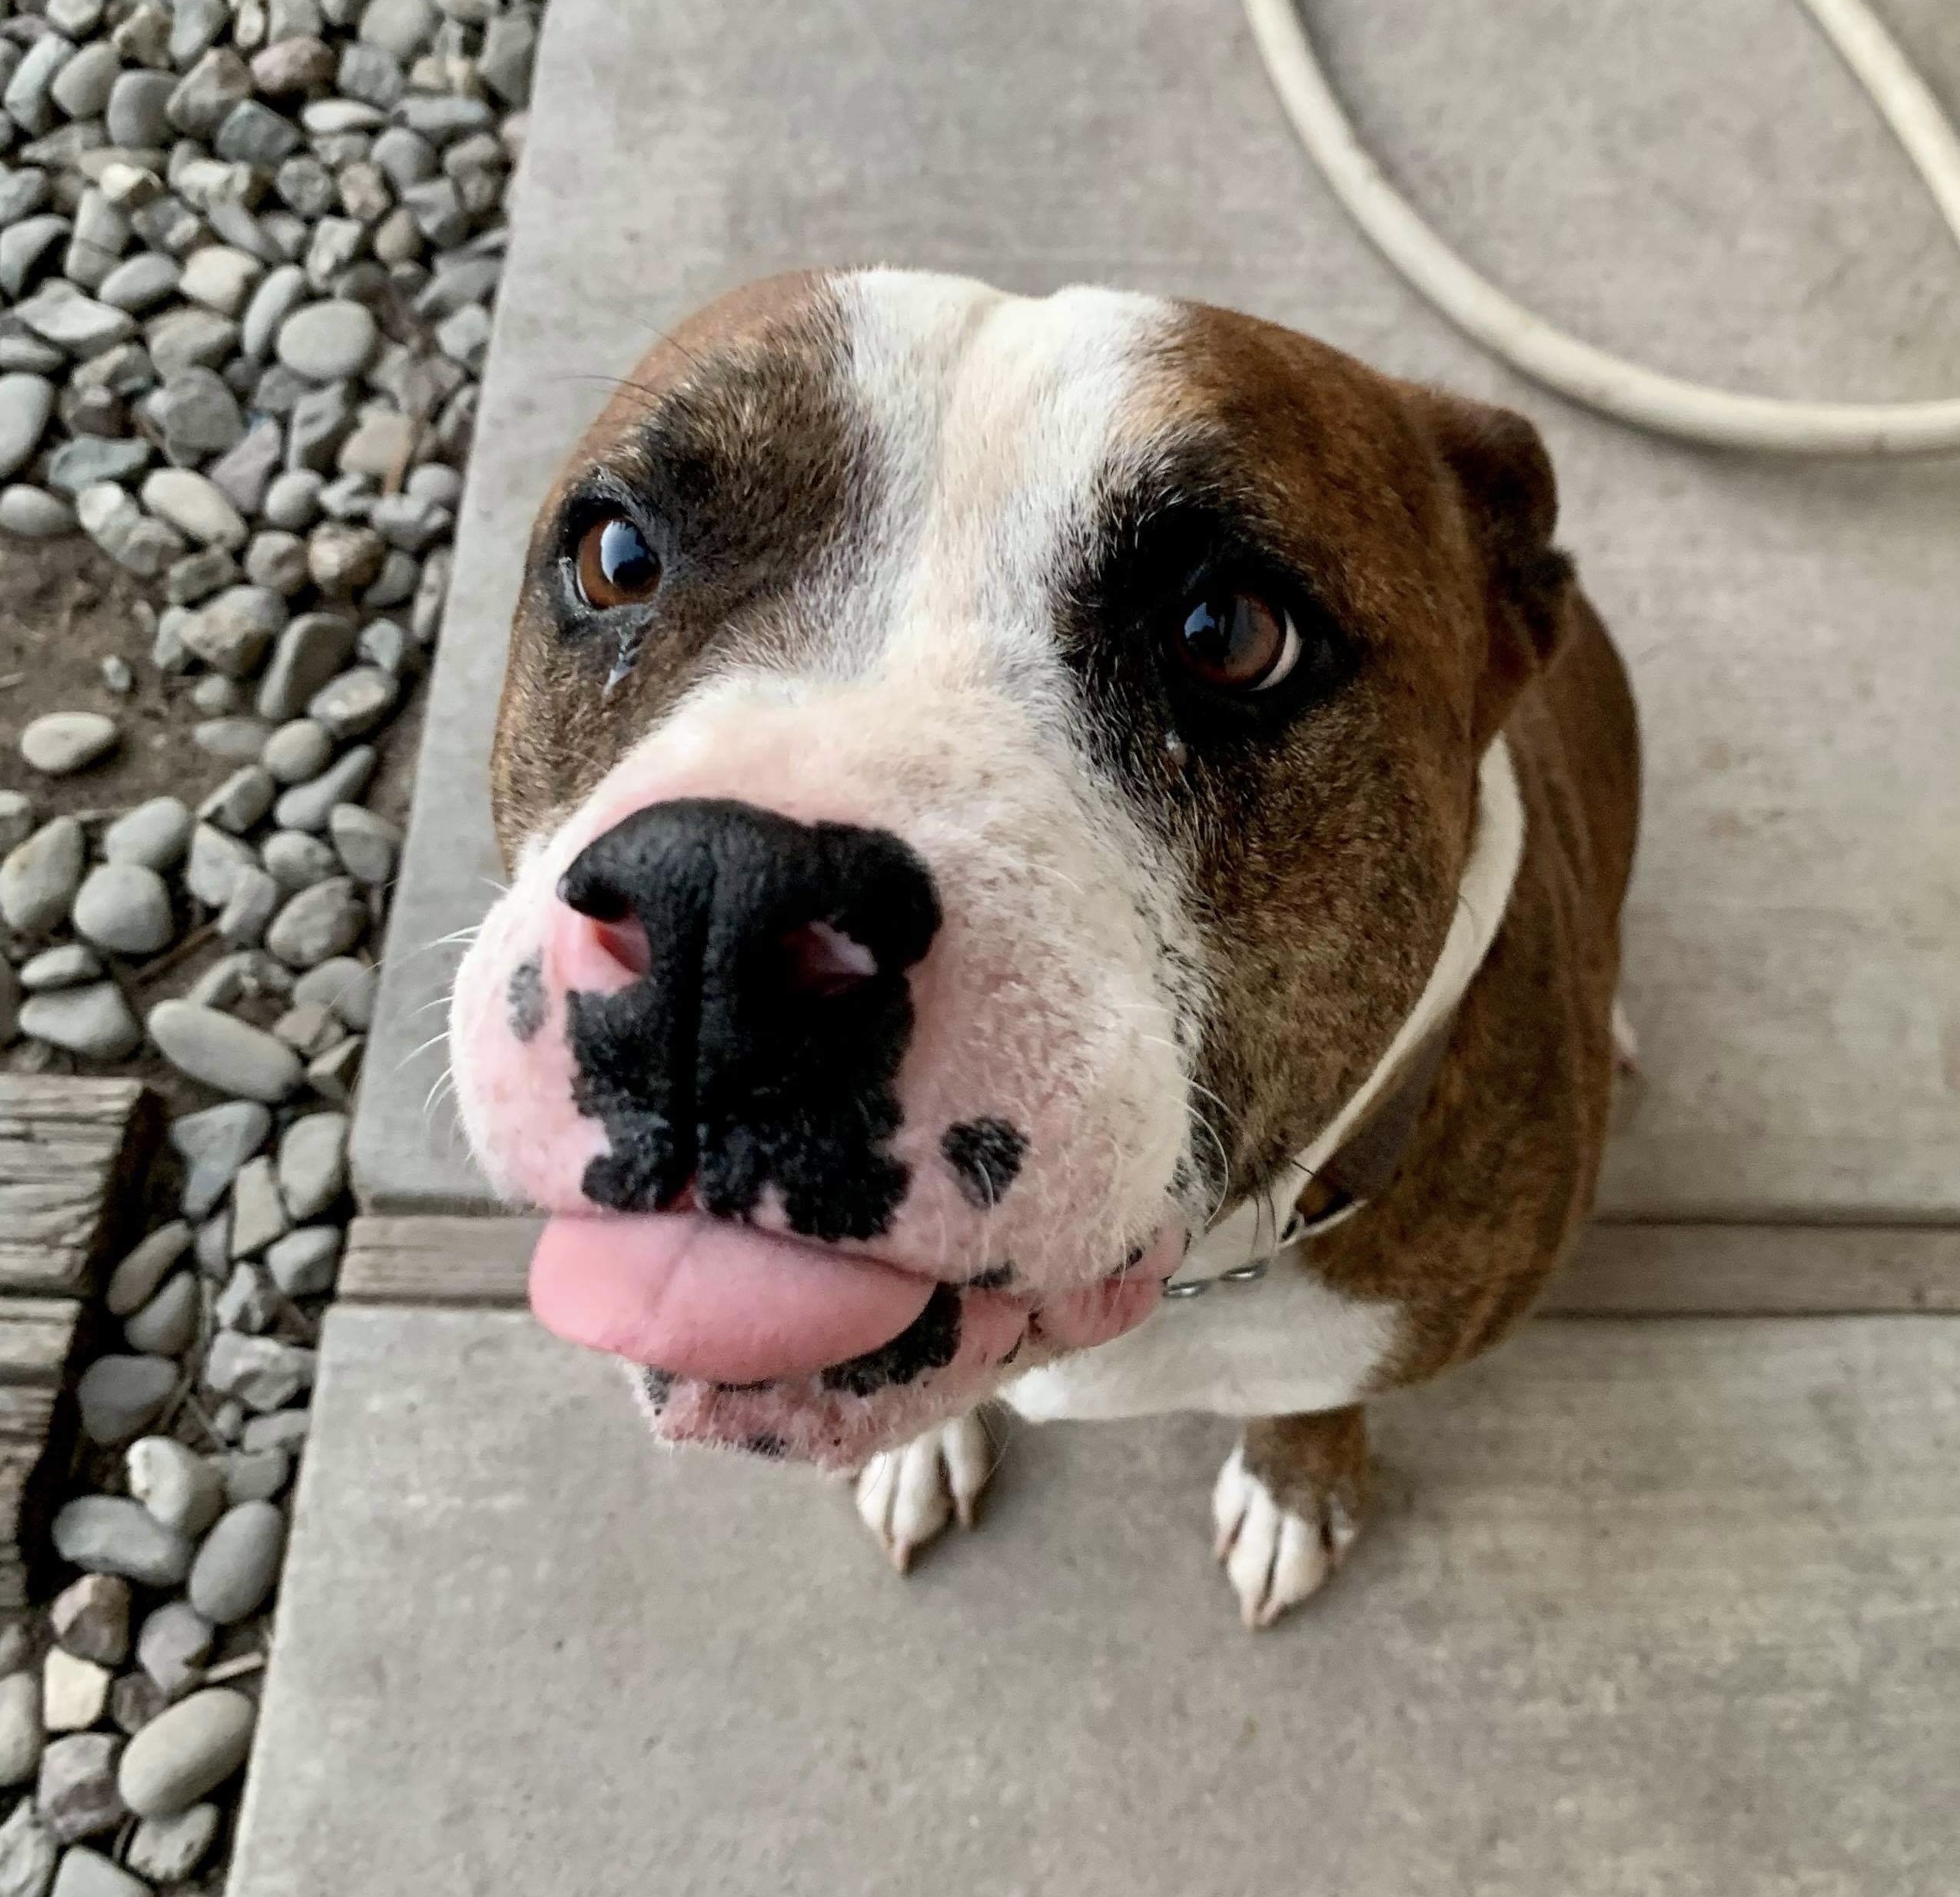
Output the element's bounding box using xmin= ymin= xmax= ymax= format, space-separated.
xmin=1164 ymin=735 xmax=1526 ymax=1297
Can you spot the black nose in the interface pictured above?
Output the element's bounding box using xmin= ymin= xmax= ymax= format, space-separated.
xmin=556 ymin=798 xmax=941 ymax=1241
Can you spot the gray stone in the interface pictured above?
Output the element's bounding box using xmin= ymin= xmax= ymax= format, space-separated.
xmin=105 ymin=1222 xmax=192 ymax=1317
xmin=0 ymin=373 xmax=54 ymax=479
xmin=328 ymin=802 xmax=399 ymax=883
xmin=121 ymin=1269 xmax=198 ymax=1356
xmin=184 ymin=822 xmax=257 ymax=906
xmin=203 ymin=1331 xmax=313 ymax=1411
xmin=284 ymin=377 xmax=354 ymax=471
xmin=165 ymin=48 xmax=252 ymax=141
xmin=126 ymin=1804 xmax=220 ymax=1884
xmin=272 ymin=151 xmax=335 ymax=221
xmin=241 ymin=1407 xmax=311 ymax=1455
xmin=51 ymin=1498 xmax=191 ymax=1590
xmin=92 ymin=253 xmax=176 ymax=317
xmin=273 ymin=743 xmax=374 ymax=832
xmin=370 ymin=200 xmax=421 ymax=264
xmin=17 ymin=984 xmax=141 ymax=1060
xmin=60 ymin=190 xmax=131 ymax=294
xmin=117 ymin=1686 xmax=254 ymax=1819
xmin=239 ymin=260 xmax=307 ymax=359
xmin=198 ymin=764 xmax=277 ymax=834
xmin=398 ymin=173 xmax=466 ymax=244
xmin=206 ymin=417 xmax=284 ymax=514
xmin=0 ymin=1802 xmax=55 ymax=1897
xmin=0 ymin=484 xmax=75 ymax=537
xmin=0 ymin=217 xmax=71 ymax=303
xmin=19 ymin=712 xmax=116 ymax=777
xmin=261 ymin=719 xmax=334 ymax=786
xmin=48 ymin=1847 xmax=146 ymax=1897
xmin=145 ymin=1000 xmax=303 ymax=1101
xmin=75 ymin=1355 xmax=177 ymax=1447
xmin=180 ymin=583 xmax=285 ymax=676
xmin=15 ymin=284 xmax=136 ymax=358
xmin=307 ymin=1032 xmax=363 ymax=1104
xmin=414 ymin=253 xmax=497 ymax=321
xmin=277 ymin=1110 xmax=349 ymax=1221
xmin=49 ymin=1577 xmax=130 ymax=1671
xmin=306 ymin=521 xmax=385 ymax=596
xmin=261 ymin=827 xmax=339 ymax=889
xmin=99 ymin=655 xmax=135 ymax=696
xmin=19 ymin=944 xmax=101 ymax=992
xmin=368 ymin=488 xmax=448 ymax=552
xmin=214 ymin=98 xmax=301 ymax=166
xmin=128 ymin=193 xmax=202 ymax=259
xmin=168 ymin=544 xmax=238 ymax=604
xmin=188 ymin=1499 xmax=285 ymax=1626
xmin=145 ymin=305 xmax=238 ymax=377
xmin=271 ymin=999 xmax=345 ymax=1056
xmin=177 ymin=244 xmax=263 ymax=318
xmin=357 ymin=613 xmax=414 ymax=673
xmin=0 ymin=792 xmax=35 ymax=856
xmin=168 ymin=0 xmax=230 ymax=65
xmin=2 ymin=36 xmax=77 ymax=142
xmin=244 ymin=527 xmax=311 ymax=595
xmin=39 ymin=1652 xmax=109 ymax=1735
xmin=256 ymin=611 xmax=356 ymax=723
xmin=0 ymin=168 xmax=51 ymax=228
xmin=104 ymin=796 xmax=192 ymax=872
xmin=104 ymin=68 xmax=174 ymax=148
xmin=307 ymin=662 xmax=397 ymax=737
xmin=360 ymin=0 xmax=438 ymax=59
xmin=106 ymin=1673 xmax=167 ymax=1740
xmin=154 ymin=365 xmax=244 ymax=463
xmin=334 ymin=407 xmax=412 ymax=480
xmin=316 ymin=468 xmax=375 ymax=520
xmin=214 ymin=1260 xmax=276 ymax=1331
xmin=261 ymin=467 xmax=324 ymax=531
xmin=251 ymin=35 xmax=334 ymax=98
xmin=1 ymin=817 xmax=85 ymax=936
xmin=218 ymin=862 xmax=280 ymax=945
xmin=276 ymin=297 xmax=377 ymax=382
xmin=50 ymin=42 xmax=120 ymax=122
xmin=71 ymin=862 xmax=172 ymax=955
xmin=479 ymin=8 xmax=536 ymax=105
xmin=266 ymin=1222 xmax=341 ymax=1298
xmin=44 ymin=436 xmax=149 ymax=494
xmin=228 ymin=1154 xmax=290 ymax=1256
xmin=264 ymin=876 xmax=364 ymax=969
xmin=370 ymin=122 xmax=436 ymax=190
xmin=337 ymin=41 xmax=403 ymax=110
xmin=73 ymin=481 xmax=183 ymax=576
xmin=0 ymin=1673 xmax=44 ymax=1792
xmin=291 ymin=954 xmax=375 ymax=1028
xmin=337 ymin=158 xmax=391 ymax=224
xmin=192 ymin=714 xmax=274 ymax=759
xmin=170 ymin=1100 xmax=271 ymax=1219
xmin=135 ymin=1602 xmax=211 ymax=1699
xmin=302 ymin=211 xmax=364 ymax=289
xmin=393 ymin=90 xmax=491 ymax=144
xmin=126 ymin=1437 xmax=224 ymax=1538
xmin=220 ymin=1444 xmax=292 ymax=1504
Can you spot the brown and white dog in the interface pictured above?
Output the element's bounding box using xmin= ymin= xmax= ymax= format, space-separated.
xmin=448 ymin=268 xmax=1639 ymax=1626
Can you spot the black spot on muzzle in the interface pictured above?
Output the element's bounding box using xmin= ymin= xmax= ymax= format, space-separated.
xmin=942 ymin=1116 xmax=1028 ymax=1209
xmin=560 ymin=798 xmax=941 ymax=1242
xmin=819 ymin=1283 xmax=963 ymax=1397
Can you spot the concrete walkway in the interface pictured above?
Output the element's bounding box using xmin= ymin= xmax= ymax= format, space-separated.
xmin=231 ymin=0 xmax=1960 ymax=1889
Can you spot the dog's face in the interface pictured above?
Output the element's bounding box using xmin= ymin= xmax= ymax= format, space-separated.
xmin=449 ymin=269 xmax=1569 ymax=1465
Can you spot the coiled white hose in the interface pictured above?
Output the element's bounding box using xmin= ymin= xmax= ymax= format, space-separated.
xmin=1245 ymin=0 xmax=1960 ymax=455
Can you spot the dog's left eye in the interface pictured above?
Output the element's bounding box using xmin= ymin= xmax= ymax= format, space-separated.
xmin=1168 ymin=587 xmax=1301 ymax=693
xmin=573 ymin=513 xmax=662 ymax=610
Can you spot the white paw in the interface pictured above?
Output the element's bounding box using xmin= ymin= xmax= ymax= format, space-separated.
xmin=854 ymin=1410 xmax=997 ymax=1573
xmin=1211 ymin=1445 xmax=1358 ymax=1629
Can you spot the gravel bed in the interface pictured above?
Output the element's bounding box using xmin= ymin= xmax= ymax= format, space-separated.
xmin=0 ymin=0 xmax=534 ymax=1887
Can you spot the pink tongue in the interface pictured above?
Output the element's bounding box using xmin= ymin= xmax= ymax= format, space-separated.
xmin=530 ymin=1213 xmax=936 ymax=1384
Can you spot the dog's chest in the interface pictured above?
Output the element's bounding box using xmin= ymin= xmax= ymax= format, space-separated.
xmin=1003 ymin=1261 xmax=1400 ymax=1422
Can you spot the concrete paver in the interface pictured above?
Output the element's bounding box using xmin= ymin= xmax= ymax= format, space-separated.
xmin=231 ymin=1309 xmax=1960 ymax=1895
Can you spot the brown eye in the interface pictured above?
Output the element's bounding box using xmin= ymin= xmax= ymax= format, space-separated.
xmin=1170 ymin=588 xmax=1301 ymax=692
xmin=574 ymin=514 xmax=661 ymax=610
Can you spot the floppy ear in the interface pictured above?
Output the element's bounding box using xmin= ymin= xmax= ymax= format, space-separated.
xmin=1417 ymin=392 xmax=1576 ymax=748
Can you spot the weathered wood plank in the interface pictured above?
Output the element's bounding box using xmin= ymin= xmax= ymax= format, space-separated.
xmin=344 ymin=1216 xmax=1960 ymax=1316
xmin=0 ymin=1297 xmax=84 ymax=1384
xmin=341 ymin=1216 xmax=540 ymax=1305
xmin=0 ymin=1077 xmax=158 ymax=1295
xmin=0 ymin=1384 xmax=58 ymax=1444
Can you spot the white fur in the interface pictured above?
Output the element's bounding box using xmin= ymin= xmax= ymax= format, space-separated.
xmin=1211 ymin=1445 xmax=1358 ymax=1628
xmin=854 ymin=1410 xmax=997 ymax=1570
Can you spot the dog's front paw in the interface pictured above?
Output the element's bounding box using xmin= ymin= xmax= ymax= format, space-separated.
xmin=1211 ymin=1442 xmax=1361 ymax=1630
xmin=854 ymin=1410 xmax=997 ymax=1573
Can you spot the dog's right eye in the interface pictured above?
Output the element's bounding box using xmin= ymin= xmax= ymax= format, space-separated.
xmin=573 ymin=514 xmax=662 ymax=610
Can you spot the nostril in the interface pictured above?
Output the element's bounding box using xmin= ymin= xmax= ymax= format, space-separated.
xmin=591 ymin=914 xmax=652 ymax=979
xmin=779 ymin=919 xmax=878 ymax=999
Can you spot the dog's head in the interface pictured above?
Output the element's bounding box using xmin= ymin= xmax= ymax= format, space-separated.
xmin=448 ymin=269 xmax=1572 ymax=1465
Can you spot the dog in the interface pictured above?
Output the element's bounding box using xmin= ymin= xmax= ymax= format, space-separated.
xmin=448 ymin=268 xmax=1640 ymax=1627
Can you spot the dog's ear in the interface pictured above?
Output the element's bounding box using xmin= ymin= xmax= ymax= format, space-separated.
xmin=1415 ymin=391 xmax=1576 ymax=747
